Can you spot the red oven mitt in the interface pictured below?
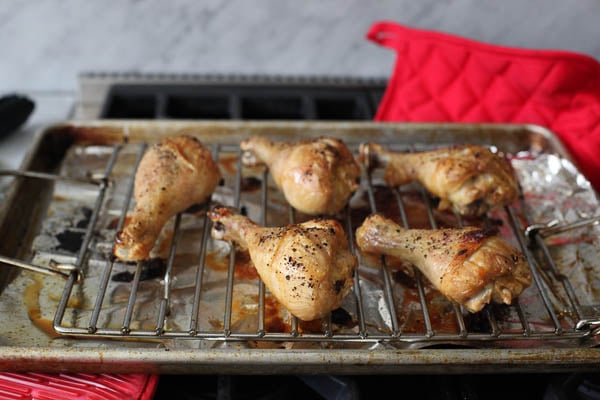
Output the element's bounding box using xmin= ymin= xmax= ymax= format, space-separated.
xmin=367 ymin=21 xmax=600 ymax=193
xmin=0 ymin=373 xmax=158 ymax=400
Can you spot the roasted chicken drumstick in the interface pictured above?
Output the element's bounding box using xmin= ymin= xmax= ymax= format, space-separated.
xmin=240 ymin=136 xmax=360 ymax=215
xmin=114 ymin=135 xmax=221 ymax=261
xmin=359 ymin=143 xmax=518 ymax=217
xmin=355 ymin=214 xmax=531 ymax=312
xmin=209 ymin=207 xmax=357 ymax=321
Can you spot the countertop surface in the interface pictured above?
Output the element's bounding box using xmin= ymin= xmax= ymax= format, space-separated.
xmin=2 ymin=0 xmax=600 ymax=94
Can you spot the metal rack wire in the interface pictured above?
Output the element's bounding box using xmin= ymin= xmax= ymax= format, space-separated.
xmin=2 ymin=139 xmax=599 ymax=345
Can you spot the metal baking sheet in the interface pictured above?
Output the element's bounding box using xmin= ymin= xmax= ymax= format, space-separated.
xmin=0 ymin=120 xmax=599 ymax=374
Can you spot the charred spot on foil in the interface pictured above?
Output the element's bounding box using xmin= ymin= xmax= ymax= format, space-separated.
xmin=240 ymin=176 xmax=262 ymax=192
xmin=75 ymin=207 xmax=93 ymax=228
xmin=56 ymin=230 xmax=84 ymax=253
xmin=464 ymin=306 xmax=493 ymax=333
xmin=111 ymin=257 xmax=167 ymax=282
xmin=392 ymin=270 xmax=417 ymax=289
xmin=331 ymin=307 xmax=353 ymax=327
xmin=111 ymin=271 xmax=134 ymax=282
xmin=107 ymin=217 xmax=120 ymax=230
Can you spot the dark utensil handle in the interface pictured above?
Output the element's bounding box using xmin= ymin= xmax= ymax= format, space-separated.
xmin=0 ymin=94 xmax=35 ymax=138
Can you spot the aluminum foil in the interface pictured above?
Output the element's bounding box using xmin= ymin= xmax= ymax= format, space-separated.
xmin=512 ymin=154 xmax=600 ymax=310
xmin=5 ymin=141 xmax=599 ymax=350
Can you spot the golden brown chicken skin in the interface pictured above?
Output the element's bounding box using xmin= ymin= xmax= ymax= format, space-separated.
xmin=240 ymin=136 xmax=360 ymax=216
xmin=359 ymin=143 xmax=518 ymax=217
xmin=209 ymin=207 xmax=357 ymax=321
xmin=355 ymin=214 xmax=531 ymax=312
xmin=113 ymin=135 xmax=221 ymax=261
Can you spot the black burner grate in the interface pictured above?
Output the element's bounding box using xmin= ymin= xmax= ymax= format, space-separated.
xmin=100 ymin=78 xmax=386 ymax=121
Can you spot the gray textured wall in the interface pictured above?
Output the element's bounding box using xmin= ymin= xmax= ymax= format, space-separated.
xmin=2 ymin=0 xmax=600 ymax=92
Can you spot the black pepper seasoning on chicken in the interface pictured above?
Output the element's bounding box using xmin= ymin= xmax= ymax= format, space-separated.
xmin=208 ymin=207 xmax=357 ymax=321
xmin=358 ymin=143 xmax=518 ymax=217
xmin=113 ymin=135 xmax=221 ymax=261
xmin=355 ymin=214 xmax=531 ymax=312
